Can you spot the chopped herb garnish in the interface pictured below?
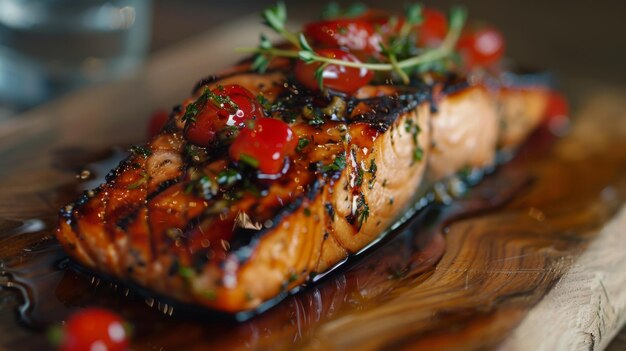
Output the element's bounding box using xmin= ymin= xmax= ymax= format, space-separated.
xmin=413 ymin=146 xmax=424 ymax=162
xmin=296 ymin=137 xmax=310 ymax=152
xmin=303 ymin=208 xmax=311 ymax=217
xmin=367 ymin=159 xmax=378 ymax=189
xmin=322 ymin=152 xmax=346 ymax=173
xmin=404 ymin=118 xmax=423 ymax=163
xmin=256 ymin=94 xmax=272 ymax=110
xmin=178 ymin=266 xmax=196 ymax=280
xmin=356 ymin=194 xmax=370 ymax=229
xmin=129 ymin=145 xmax=152 ymax=158
xmin=127 ymin=172 xmax=149 ymax=190
xmin=217 ymin=169 xmax=242 ymax=187
xmin=308 ymin=113 xmax=325 ymax=126
xmin=182 ymin=87 xmax=239 ymax=128
xmin=185 ymin=175 xmax=218 ymax=200
xmin=239 ymin=154 xmax=260 ymax=168
xmin=287 ymin=272 xmax=298 ymax=283
xmin=355 ymin=164 xmax=364 ymax=186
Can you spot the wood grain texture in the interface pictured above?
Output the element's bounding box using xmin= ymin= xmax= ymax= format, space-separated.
xmin=501 ymin=89 xmax=626 ymax=351
xmin=1 ymin=18 xmax=626 ymax=351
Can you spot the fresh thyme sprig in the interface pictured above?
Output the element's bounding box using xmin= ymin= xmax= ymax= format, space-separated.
xmin=242 ymin=3 xmax=467 ymax=86
xmin=261 ymin=2 xmax=300 ymax=48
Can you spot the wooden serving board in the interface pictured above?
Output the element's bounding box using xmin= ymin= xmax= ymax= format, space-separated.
xmin=1 ymin=19 xmax=626 ymax=351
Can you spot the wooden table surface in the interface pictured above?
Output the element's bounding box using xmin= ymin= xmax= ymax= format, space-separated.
xmin=1 ymin=3 xmax=626 ymax=350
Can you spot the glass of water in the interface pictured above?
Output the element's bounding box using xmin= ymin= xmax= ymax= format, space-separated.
xmin=0 ymin=0 xmax=152 ymax=114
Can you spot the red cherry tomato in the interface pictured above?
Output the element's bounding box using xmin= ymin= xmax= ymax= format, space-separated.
xmin=59 ymin=308 xmax=129 ymax=351
xmin=457 ymin=26 xmax=505 ymax=68
xmin=184 ymin=85 xmax=263 ymax=146
xmin=295 ymin=49 xmax=373 ymax=93
xmin=417 ymin=8 xmax=448 ymax=46
xmin=229 ymin=118 xmax=297 ymax=175
xmin=304 ymin=19 xmax=382 ymax=54
xmin=147 ymin=110 xmax=169 ymax=139
xmin=545 ymin=91 xmax=569 ymax=120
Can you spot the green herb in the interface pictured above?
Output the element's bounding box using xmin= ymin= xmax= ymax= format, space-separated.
xmin=303 ymin=208 xmax=311 ymax=217
xmin=178 ymin=266 xmax=196 ymax=279
xmin=181 ymin=91 xmax=206 ymax=124
xmin=314 ymin=63 xmax=330 ymax=90
xmin=261 ymin=2 xmax=299 ymax=47
xmin=405 ymin=4 xmax=424 ymax=25
xmin=217 ymin=169 xmax=241 ymax=187
xmin=355 ymin=164 xmax=364 ymax=186
xmin=185 ymin=174 xmax=218 ymax=200
xmin=321 ymin=152 xmax=346 ymax=172
xmin=251 ymin=53 xmax=270 ymax=73
xmin=250 ymin=34 xmax=273 ymax=73
xmin=241 ymin=4 xmax=467 ymax=87
xmin=413 ymin=146 xmax=424 ymax=162
xmin=298 ymin=33 xmax=314 ymax=53
xmin=368 ymin=159 xmax=377 ymax=175
xmin=129 ymin=145 xmax=152 ymax=158
xmin=239 ymin=154 xmax=260 ymax=168
xmin=404 ymin=118 xmax=423 ymax=163
xmin=367 ymin=159 xmax=377 ymax=189
xmin=308 ymin=113 xmax=325 ymax=126
xmin=127 ymin=172 xmax=149 ymax=190
xmin=182 ymin=88 xmax=239 ymax=127
xmin=356 ymin=194 xmax=370 ymax=229
xmin=256 ymin=94 xmax=272 ymax=110
xmin=185 ymin=144 xmax=199 ymax=159
xmin=288 ymin=272 xmax=298 ymax=283
xmin=321 ymin=2 xmax=367 ymax=19
xmin=296 ymin=137 xmax=310 ymax=152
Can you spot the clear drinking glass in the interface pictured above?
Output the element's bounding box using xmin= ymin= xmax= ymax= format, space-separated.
xmin=0 ymin=0 xmax=152 ymax=114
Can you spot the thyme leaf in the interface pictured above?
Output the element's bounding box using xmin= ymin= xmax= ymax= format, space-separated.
xmin=321 ymin=152 xmax=346 ymax=173
xmin=296 ymin=137 xmax=310 ymax=152
xmin=240 ymin=4 xmax=468 ymax=90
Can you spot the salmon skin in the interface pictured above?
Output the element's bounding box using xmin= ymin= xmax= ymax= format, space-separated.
xmin=56 ymin=62 xmax=551 ymax=315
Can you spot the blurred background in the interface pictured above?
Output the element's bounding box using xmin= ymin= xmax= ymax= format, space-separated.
xmin=0 ymin=0 xmax=625 ymax=121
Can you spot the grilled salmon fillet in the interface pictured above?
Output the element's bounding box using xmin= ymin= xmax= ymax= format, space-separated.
xmin=56 ymin=4 xmax=555 ymax=313
xmin=56 ymin=65 xmax=550 ymax=312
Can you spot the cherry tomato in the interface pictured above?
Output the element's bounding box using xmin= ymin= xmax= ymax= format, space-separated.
xmin=59 ymin=308 xmax=129 ymax=351
xmin=545 ymin=91 xmax=569 ymax=119
xmin=184 ymin=85 xmax=263 ymax=146
xmin=304 ymin=19 xmax=382 ymax=54
xmin=457 ymin=26 xmax=505 ymax=68
xmin=229 ymin=118 xmax=297 ymax=175
xmin=417 ymin=8 xmax=448 ymax=46
xmin=295 ymin=49 xmax=373 ymax=94
xmin=147 ymin=110 xmax=169 ymax=139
